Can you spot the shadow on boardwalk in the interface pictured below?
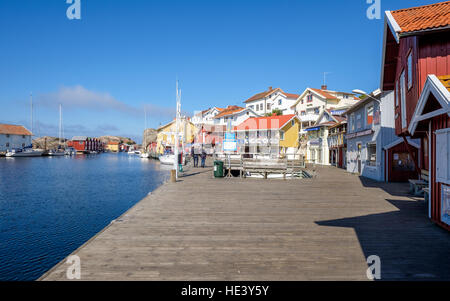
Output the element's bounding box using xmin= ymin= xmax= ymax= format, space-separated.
xmin=317 ymin=197 xmax=450 ymax=280
xmin=40 ymin=164 xmax=450 ymax=281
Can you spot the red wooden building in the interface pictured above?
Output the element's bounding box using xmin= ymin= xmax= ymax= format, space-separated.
xmin=67 ymin=136 xmax=104 ymax=153
xmin=380 ymin=2 xmax=450 ymax=230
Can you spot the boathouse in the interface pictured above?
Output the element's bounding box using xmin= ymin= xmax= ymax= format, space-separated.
xmin=68 ymin=136 xmax=103 ymax=153
xmin=0 ymin=124 xmax=32 ymax=152
xmin=380 ymin=2 xmax=450 ymax=229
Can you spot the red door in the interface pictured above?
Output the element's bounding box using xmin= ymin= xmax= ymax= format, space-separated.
xmin=388 ymin=143 xmax=419 ymax=182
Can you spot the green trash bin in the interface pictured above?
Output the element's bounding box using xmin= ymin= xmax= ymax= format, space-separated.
xmin=214 ymin=160 xmax=224 ymax=178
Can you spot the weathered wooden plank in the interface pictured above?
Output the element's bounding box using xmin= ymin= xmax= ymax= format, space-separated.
xmin=40 ymin=164 xmax=450 ymax=281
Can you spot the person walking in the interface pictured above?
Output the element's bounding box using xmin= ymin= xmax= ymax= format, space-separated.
xmin=192 ymin=146 xmax=198 ymax=167
xmin=201 ymin=148 xmax=207 ymax=168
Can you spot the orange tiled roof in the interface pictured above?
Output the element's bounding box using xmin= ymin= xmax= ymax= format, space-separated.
xmin=391 ymin=1 xmax=450 ymax=33
xmin=0 ymin=124 xmax=32 ymax=136
xmin=108 ymin=141 xmax=119 ymax=145
xmin=234 ymin=115 xmax=297 ymax=131
xmin=283 ymin=92 xmax=300 ymax=99
xmin=438 ymin=75 xmax=450 ymax=92
xmin=213 ymin=105 xmax=245 ymax=119
xmin=310 ymin=88 xmax=338 ymax=100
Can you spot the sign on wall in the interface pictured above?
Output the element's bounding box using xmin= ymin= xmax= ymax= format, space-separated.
xmin=223 ymin=133 xmax=237 ymax=152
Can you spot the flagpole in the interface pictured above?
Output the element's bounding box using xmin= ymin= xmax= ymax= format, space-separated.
xmin=174 ymin=81 xmax=181 ymax=180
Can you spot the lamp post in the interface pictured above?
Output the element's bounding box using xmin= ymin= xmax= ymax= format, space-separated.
xmin=352 ymin=89 xmax=382 ymax=113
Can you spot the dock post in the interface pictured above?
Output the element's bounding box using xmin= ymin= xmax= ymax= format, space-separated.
xmin=170 ymin=169 xmax=176 ymax=183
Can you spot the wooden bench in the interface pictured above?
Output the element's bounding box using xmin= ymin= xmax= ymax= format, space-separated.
xmin=409 ymin=179 xmax=428 ymax=196
xmin=243 ymin=159 xmax=288 ymax=179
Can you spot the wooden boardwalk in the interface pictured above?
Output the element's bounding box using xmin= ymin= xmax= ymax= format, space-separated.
xmin=40 ymin=164 xmax=450 ymax=281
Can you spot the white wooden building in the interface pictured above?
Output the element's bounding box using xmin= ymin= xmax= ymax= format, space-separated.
xmin=0 ymin=124 xmax=33 ymax=152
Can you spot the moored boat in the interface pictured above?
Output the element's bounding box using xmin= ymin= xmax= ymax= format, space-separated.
xmin=158 ymin=154 xmax=175 ymax=165
xmin=140 ymin=152 xmax=150 ymax=158
xmin=6 ymin=148 xmax=43 ymax=157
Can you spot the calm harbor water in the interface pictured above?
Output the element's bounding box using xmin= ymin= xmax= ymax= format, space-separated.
xmin=0 ymin=153 xmax=170 ymax=281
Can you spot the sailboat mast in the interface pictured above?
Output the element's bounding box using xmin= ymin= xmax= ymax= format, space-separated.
xmin=30 ymin=92 xmax=33 ymax=136
xmin=174 ymin=81 xmax=181 ymax=179
xmin=144 ymin=106 xmax=147 ymax=152
xmin=59 ymin=104 xmax=62 ymax=145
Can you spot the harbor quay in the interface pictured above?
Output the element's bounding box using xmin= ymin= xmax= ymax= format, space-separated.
xmin=40 ymin=163 xmax=450 ymax=281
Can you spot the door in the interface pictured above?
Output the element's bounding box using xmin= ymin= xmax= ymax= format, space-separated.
xmin=357 ymin=143 xmax=362 ymax=174
xmin=388 ymin=143 xmax=419 ymax=182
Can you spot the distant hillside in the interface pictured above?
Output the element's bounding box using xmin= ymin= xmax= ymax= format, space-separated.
xmin=33 ymin=136 xmax=67 ymax=150
xmin=143 ymin=128 xmax=157 ymax=147
xmin=97 ymin=136 xmax=136 ymax=145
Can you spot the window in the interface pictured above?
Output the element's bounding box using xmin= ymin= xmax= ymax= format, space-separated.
xmin=301 ymin=99 xmax=304 ymax=104
xmin=6 ymin=142 xmax=9 ymax=147
xmin=314 ymin=108 xmax=319 ymax=114
xmin=301 ymin=111 xmax=306 ymax=116
xmin=366 ymin=104 xmax=374 ymax=125
xmin=400 ymin=70 xmax=407 ymax=129
xmin=351 ymin=113 xmax=355 ymax=132
xmin=307 ymin=93 xmax=313 ymax=103
xmin=395 ymin=80 xmax=399 ymax=107
xmin=367 ymin=143 xmax=377 ymax=166
xmin=291 ymin=120 xmax=295 ymax=126
xmin=22 ymin=143 xmax=25 ymax=147
xmin=393 ymin=152 xmax=415 ymax=171
xmin=280 ymin=131 xmax=285 ymax=140
xmin=6 ymin=134 xmax=9 ymax=138
xmin=249 ymin=105 xmax=254 ymax=110
xmin=260 ymin=103 xmax=263 ymax=111
xmin=436 ymin=128 xmax=450 ymax=185
xmin=278 ymin=99 xmax=282 ymax=106
xmin=356 ymin=113 xmax=362 ymax=129
xmin=407 ymin=51 xmax=413 ymax=90
xmin=22 ymin=135 xmax=25 ymax=138
xmin=267 ymin=103 xmax=271 ymax=111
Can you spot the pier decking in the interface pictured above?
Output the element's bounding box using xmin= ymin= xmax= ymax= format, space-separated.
xmin=40 ymin=164 xmax=450 ymax=281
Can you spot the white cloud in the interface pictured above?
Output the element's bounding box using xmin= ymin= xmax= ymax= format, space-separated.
xmin=37 ymin=85 xmax=176 ymax=118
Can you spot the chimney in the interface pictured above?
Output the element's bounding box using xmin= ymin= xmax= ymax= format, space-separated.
xmin=268 ymin=86 xmax=273 ymax=91
xmin=321 ymin=85 xmax=327 ymax=90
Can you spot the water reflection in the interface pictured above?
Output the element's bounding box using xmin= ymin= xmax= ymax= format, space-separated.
xmin=0 ymin=153 xmax=169 ymax=280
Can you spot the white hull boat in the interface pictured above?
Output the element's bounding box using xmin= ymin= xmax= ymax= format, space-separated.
xmin=159 ymin=154 xmax=175 ymax=165
xmin=48 ymin=150 xmax=65 ymax=156
xmin=6 ymin=149 xmax=43 ymax=157
xmin=140 ymin=152 xmax=150 ymax=158
xmin=159 ymin=154 xmax=185 ymax=165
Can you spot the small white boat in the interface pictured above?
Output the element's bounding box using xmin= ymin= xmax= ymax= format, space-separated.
xmin=159 ymin=154 xmax=175 ymax=165
xmin=65 ymin=148 xmax=76 ymax=156
xmin=48 ymin=150 xmax=65 ymax=156
xmin=140 ymin=152 xmax=150 ymax=158
xmin=159 ymin=154 xmax=186 ymax=165
xmin=6 ymin=149 xmax=43 ymax=157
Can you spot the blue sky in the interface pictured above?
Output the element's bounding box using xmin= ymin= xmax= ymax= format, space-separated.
xmin=0 ymin=0 xmax=439 ymax=143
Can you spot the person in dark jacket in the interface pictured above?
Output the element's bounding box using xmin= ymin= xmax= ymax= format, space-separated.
xmin=191 ymin=146 xmax=198 ymax=167
xmin=201 ymin=149 xmax=207 ymax=168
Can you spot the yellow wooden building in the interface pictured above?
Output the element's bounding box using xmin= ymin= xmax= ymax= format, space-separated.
xmin=156 ymin=118 xmax=197 ymax=154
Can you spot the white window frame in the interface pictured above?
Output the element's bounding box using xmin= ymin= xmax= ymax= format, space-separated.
xmin=407 ymin=51 xmax=413 ymax=90
xmin=400 ymin=70 xmax=407 ymax=129
xmin=436 ymin=128 xmax=450 ymax=185
xmin=366 ymin=142 xmax=377 ymax=167
xmin=280 ymin=130 xmax=285 ymax=141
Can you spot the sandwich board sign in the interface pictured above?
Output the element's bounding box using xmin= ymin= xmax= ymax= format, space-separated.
xmin=223 ymin=133 xmax=237 ymax=152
